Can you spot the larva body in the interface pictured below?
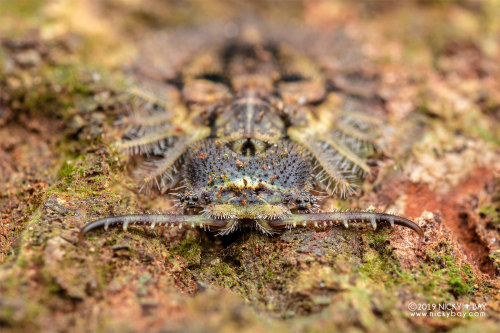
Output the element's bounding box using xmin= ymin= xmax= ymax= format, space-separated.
xmin=81 ymin=24 xmax=423 ymax=239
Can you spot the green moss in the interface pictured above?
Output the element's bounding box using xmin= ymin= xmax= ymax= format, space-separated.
xmin=212 ymin=261 xmax=234 ymax=277
xmin=358 ymin=235 xmax=479 ymax=304
xmin=49 ymin=152 xmax=125 ymax=208
xmin=195 ymin=255 xmax=244 ymax=291
xmin=425 ymin=250 xmax=477 ymax=298
xmin=479 ymin=205 xmax=499 ymax=224
xmin=0 ymin=0 xmax=44 ymax=19
xmin=170 ymin=237 xmax=202 ymax=267
xmin=0 ymin=305 xmax=15 ymax=326
xmin=54 ymin=66 xmax=94 ymax=95
xmin=47 ymin=282 xmax=62 ymax=294
xmin=359 ymin=248 xmax=400 ymax=286
xmin=58 ymin=160 xmax=79 ymax=183
xmin=359 ymin=232 xmax=407 ymax=287
xmin=0 ymin=296 xmax=44 ymax=329
xmin=444 ymin=256 xmax=476 ymax=297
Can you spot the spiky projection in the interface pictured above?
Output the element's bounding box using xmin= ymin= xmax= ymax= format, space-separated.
xmin=80 ymin=24 xmax=423 ymax=239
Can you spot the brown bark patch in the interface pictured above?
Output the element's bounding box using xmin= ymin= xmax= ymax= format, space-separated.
xmin=403 ymin=167 xmax=497 ymax=276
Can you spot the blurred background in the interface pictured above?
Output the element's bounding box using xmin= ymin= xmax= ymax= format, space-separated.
xmin=2 ymin=0 xmax=500 ymax=67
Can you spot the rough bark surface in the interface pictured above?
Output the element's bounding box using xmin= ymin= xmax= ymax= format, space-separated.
xmin=1 ymin=1 xmax=499 ymax=332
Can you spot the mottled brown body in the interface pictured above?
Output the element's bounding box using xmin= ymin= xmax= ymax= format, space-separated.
xmin=81 ymin=24 xmax=423 ymax=238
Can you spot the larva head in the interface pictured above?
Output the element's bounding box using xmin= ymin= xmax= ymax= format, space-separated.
xmin=179 ymin=139 xmax=316 ymax=219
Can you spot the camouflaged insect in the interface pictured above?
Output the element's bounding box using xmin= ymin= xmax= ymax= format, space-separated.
xmin=80 ymin=24 xmax=423 ymax=238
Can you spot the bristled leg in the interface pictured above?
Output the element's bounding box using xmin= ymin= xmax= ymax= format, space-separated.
xmin=79 ymin=214 xmax=230 ymax=241
xmin=268 ymin=211 xmax=423 ymax=237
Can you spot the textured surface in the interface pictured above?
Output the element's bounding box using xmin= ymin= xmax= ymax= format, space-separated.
xmin=78 ymin=21 xmax=405 ymax=235
xmin=0 ymin=1 xmax=499 ymax=332
xmin=185 ymin=140 xmax=311 ymax=195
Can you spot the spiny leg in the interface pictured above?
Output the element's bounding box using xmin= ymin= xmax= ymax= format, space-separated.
xmin=121 ymin=86 xmax=176 ymax=126
xmin=289 ymin=101 xmax=383 ymax=196
xmin=79 ymin=214 xmax=230 ymax=241
xmin=321 ymin=106 xmax=378 ymax=172
xmin=339 ymin=110 xmax=383 ymax=127
xmin=317 ymin=133 xmax=371 ymax=173
xmin=271 ymin=212 xmax=423 ymax=237
xmin=121 ymin=87 xmax=173 ymax=127
xmin=289 ymin=128 xmax=354 ymax=196
xmin=215 ymin=219 xmax=240 ymax=236
xmin=129 ymin=87 xmax=172 ymax=110
xmin=121 ymin=86 xmax=190 ymax=140
xmin=119 ymin=128 xmax=185 ymax=155
xmin=334 ymin=119 xmax=377 ymax=144
xmin=126 ymin=127 xmax=210 ymax=191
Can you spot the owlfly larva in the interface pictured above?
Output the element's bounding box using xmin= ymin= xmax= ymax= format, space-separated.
xmin=80 ymin=24 xmax=423 ymax=240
